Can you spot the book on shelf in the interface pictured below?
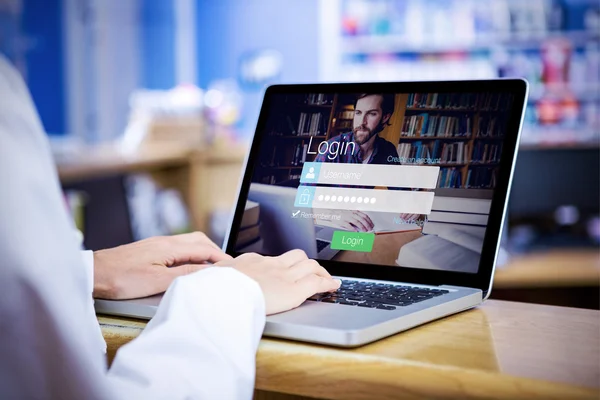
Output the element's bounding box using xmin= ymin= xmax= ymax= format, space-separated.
xmin=397 ymin=141 xmax=471 ymax=164
xmin=335 ymin=119 xmax=353 ymax=130
xmin=476 ymin=115 xmax=507 ymax=137
xmin=406 ymin=92 xmax=511 ymax=111
xmin=401 ymin=113 xmax=472 ymax=138
xmin=289 ymin=141 xmax=310 ymax=166
xmin=297 ymin=112 xmax=326 ymax=136
xmin=337 ymin=110 xmax=354 ymax=119
xmin=407 ymin=93 xmax=478 ymax=109
xmin=285 ymin=115 xmax=297 ymax=135
xmin=466 ymin=167 xmax=498 ymax=189
xmin=471 ymin=142 xmax=502 ymax=163
xmin=437 ymin=167 xmax=463 ymax=188
xmin=305 ymin=93 xmax=333 ymax=105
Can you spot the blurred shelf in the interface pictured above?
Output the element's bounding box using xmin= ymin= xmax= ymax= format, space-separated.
xmin=528 ymin=84 xmax=600 ymax=102
xmin=56 ymin=144 xmax=192 ymax=183
xmin=519 ymin=141 xmax=600 ymax=151
xmin=493 ymin=250 xmax=600 ymax=289
xmin=342 ymin=30 xmax=599 ymax=55
xmin=519 ymin=127 xmax=599 ymax=150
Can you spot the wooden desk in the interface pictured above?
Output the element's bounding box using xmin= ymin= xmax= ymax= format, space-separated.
xmin=56 ymin=142 xmax=247 ymax=233
xmin=99 ymin=300 xmax=599 ymax=399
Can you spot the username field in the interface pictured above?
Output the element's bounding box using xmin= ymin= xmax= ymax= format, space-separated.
xmin=299 ymin=162 xmax=439 ymax=189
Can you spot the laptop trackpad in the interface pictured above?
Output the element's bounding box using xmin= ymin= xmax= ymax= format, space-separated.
xmin=266 ymin=301 xmax=402 ymax=330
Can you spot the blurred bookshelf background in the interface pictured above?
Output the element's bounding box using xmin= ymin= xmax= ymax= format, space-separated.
xmin=320 ymin=0 xmax=599 ymax=149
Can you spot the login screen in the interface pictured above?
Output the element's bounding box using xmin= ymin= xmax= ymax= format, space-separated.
xmin=234 ymin=91 xmax=513 ymax=273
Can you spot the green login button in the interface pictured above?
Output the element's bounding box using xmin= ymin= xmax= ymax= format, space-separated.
xmin=331 ymin=231 xmax=375 ymax=252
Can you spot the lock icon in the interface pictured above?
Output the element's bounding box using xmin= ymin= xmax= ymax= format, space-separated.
xmin=299 ymin=189 xmax=311 ymax=205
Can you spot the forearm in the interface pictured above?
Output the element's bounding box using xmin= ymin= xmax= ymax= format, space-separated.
xmin=106 ymin=267 xmax=266 ymax=399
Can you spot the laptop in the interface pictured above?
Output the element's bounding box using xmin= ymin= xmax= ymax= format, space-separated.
xmin=95 ymin=79 xmax=528 ymax=347
xmin=242 ymin=183 xmax=339 ymax=259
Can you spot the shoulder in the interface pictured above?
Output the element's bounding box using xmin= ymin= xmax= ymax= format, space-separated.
xmin=378 ymin=137 xmax=398 ymax=151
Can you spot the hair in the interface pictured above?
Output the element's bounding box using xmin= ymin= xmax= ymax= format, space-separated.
xmin=355 ymin=93 xmax=395 ymax=126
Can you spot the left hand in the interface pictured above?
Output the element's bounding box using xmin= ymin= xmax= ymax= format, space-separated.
xmin=93 ymin=232 xmax=232 ymax=300
xmin=399 ymin=213 xmax=420 ymax=223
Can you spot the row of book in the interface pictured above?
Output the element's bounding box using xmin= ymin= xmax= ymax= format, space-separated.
xmin=401 ymin=114 xmax=472 ymax=137
xmin=305 ymin=93 xmax=334 ymax=105
xmin=296 ymin=112 xmax=326 ymax=136
xmin=437 ymin=166 xmax=499 ymax=189
xmin=437 ymin=167 xmax=463 ymax=188
xmin=407 ymin=92 xmax=512 ymax=111
xmin=335 ymin=120 xmax=353 ymax=130
xmin=407 ymin=93 xmax=480 ymax=110
xmin=471 ymin=143 xmax=502 ymax=164
xmin=466 ymin=167 xmax=498 ymax=189
xmin=337 ymin=110 xmax=355 ymax=119
xmin=290 ymin=142 xmax=309 ymax=166
xmin=397 ymin=141 xmax=471 ymax=164
xmin=476 ymin=116 xmax=507 ymax=138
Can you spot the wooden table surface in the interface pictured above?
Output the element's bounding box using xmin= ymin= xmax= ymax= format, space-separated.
xmin=98 ymin=299 xmax=600 ymax=399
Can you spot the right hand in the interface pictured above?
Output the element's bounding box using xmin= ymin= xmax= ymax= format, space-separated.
xmin=317 ymin=209 xmax=374 ymax=232
xmin=215 ymin=250 xmax=341 ymax=315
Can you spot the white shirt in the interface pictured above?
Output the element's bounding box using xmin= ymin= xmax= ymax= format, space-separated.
xmin=0 ymin=54 xmax=266 ymax=399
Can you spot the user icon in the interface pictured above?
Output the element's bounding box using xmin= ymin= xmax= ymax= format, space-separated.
xmin=305 ymin=167 xmax=316 ymax=180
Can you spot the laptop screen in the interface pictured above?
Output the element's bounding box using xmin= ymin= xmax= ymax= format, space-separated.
xmin=232 ymin=90 xmax=515 ymax=275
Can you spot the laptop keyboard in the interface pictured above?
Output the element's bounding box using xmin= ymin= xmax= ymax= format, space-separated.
xmin=307 ymin=279 xmax=449 ymax=311
xmin=316 ymin=239 xmax=330 ymax=253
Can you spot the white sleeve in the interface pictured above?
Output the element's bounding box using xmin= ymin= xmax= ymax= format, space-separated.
xmin=0 ymin=54 xmax=265 ymax=400
xmin=107 ymin=267 xmax=266 ymax=399
xmin=81 ymin=249 xmax=108 ymax=354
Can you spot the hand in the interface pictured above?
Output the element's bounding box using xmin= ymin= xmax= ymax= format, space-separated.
xmin=399 ymin=213 xmax=420 ymax=223
xmin=316 ymin=209 xmax=374 ymax=232
xmin=215 ymin=250 xmax=341 ymax=315
xmin=93 ymin=232 xmax=232 ymax=300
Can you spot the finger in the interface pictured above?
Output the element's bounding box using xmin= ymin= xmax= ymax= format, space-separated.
xmin=167 ymin=263 xmax=210 ymax=278
xmin=288 ymin=259 xmax=331 ymax=281
xmin=340 ymin=222 xmax=358 ymax=232
xmin=169 ymin=243 xmax=233 ymax=266
xmin=296 ymin=275 xmax=342 ymax=299
xmin=348 ymin=215 xmax=369 ymax=232
xmin=353 ymin=212 xmax=374 ymax=231
xmin=274 ymin=249 xmax=309 ymax=268
xmin=173 ymin=232 xmax=222 ymax=251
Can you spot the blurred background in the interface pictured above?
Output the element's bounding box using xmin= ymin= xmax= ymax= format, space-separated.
xmin=1 ymin=0 xmax=598 ymax=308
